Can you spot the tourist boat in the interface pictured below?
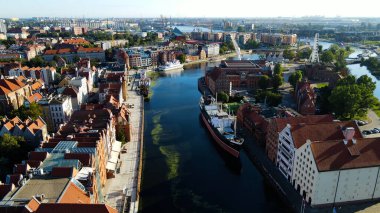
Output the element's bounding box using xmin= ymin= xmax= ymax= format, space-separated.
xmin=158 ymin=60 xmax=184 ymax=71
xmin=199 ymin=96 xmax=244 ymax=158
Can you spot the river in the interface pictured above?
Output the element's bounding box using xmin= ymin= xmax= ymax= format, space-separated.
xmin=140 ymin=63 xmax=285 ymax=212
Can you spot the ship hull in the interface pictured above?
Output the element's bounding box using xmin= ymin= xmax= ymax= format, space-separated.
xmin=200 ymin=108 xmax=240 ymax=158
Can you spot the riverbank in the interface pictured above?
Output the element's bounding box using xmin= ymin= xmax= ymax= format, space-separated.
xmin=104 ymin=83 xmax=144 ymax=213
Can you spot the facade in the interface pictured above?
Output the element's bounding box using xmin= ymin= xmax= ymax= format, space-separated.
xmin=48 ymin=95 xmax=73 ymax=131
xmin=260 ymin=33 xmax=297 ymax=46
xmin=43 ymin=47 xmax=105 ymax=63
xmin=69 ymin=77 xmax=88 ymax=106
xmin=295 ymin=80 xmax=316 ymax=115
xmin=276 ymin=121 xmax=361 ymax=181
xmin=0 ymin=116 xmax=47 ymax=147
xmin=265 ymin=115 xmax=334 ymax=163
xmin=204 ymin=43 xmax=220 ymax=57
xmin=8 ymin=66 xmax=56 ymax=86
xmin=205 ymin=60 xmax=269 ymax=95
xmin=0 ymin=19 xmax=6 ymax=34
xmin=0 ymin=76 xmax=33 ymax=113
xmin=292 ymin=135 xmax=380 ymax=206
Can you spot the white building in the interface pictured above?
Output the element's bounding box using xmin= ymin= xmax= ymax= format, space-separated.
xmin=292 ymin=135 xmax=380 ymax=206
xmin=48 ymin=95 xmax=73 ymax=131
xmin=0 ymin=20 xmax=6 ymax=34
xmin=69 ymin=77 xmax=88 ymax=106
xmin=276 ymin=121 xmax=361 ymax=181
xmin=204 ymin=43 xmax=220 ymax=57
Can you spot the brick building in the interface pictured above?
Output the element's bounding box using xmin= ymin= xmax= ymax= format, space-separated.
xmin=295 ymin=80 xmax=316 ymax=115
xmin=205 ymin=60 xmax=270 ymax=95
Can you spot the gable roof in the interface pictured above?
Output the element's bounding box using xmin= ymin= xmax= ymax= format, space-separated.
xmin=290 ymin=121 xmax=362 ymax=148
xmin=311 ymin=138 xmax=380 ymax=172
xmin=273 ymin=114 xmax=335 ymax=132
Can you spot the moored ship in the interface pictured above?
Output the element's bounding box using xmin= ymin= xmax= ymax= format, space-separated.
xmin=199 ymin=96 xmax=244 ymax=158
xmin=158 ymin=60 xmax=184 ymax=71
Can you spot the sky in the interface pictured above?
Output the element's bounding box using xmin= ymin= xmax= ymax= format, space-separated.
xmin=0 ymin=0 xmax=379 ymax=18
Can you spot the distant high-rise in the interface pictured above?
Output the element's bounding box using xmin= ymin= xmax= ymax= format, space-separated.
xmin=0 ymin=19 xmax=7 ymax=34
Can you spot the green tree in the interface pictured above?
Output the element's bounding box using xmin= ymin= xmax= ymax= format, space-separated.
xmin=258 ymin=75 xmax=270 ymax=90
xmin=272 ymin=74 xmax=284 ymax=90
xmin=283 ymin=49 xmax=296 ymax=60
xmin=320 ymin=50 xmax=334 ymax=63
xmin=245 ymin=39 xmax=260 ymax=49
xmin=273 ymin=63 xmax=284 ymax=75
xmin=329 ymin=75 xmax=376 ymax=119
xmin=288 ymin=70 xmax=303 ymax=89
xmin=176 ymin=54 xmax=186 ymax=64
xmin=237 ymin=26 xmax=245 ymax=32
xmin=10 ymin=103 xmax=42 ymax=120
xmin=217 ymin=92 xmax=229 ymax=103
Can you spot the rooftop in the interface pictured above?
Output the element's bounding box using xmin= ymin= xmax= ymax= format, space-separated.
xmin=311 ymin=138 xmax=380 ymax=172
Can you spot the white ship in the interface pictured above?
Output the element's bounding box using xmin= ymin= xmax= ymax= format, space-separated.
xmin=158 ymin=60 xmax=184 ymax=71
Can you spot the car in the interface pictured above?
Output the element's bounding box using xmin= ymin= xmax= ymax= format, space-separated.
xmin=374 ymin=128 xmax=380 ymax=131
xmin=357 ymin=120 xmax=367 ymax=126
xmin=373 ymin=129 xmax=380 ymax=133
xmin=362 ymin=130 xmax=371 ymax=135
xmin=370 ymin=129 xmax=378 ymax=134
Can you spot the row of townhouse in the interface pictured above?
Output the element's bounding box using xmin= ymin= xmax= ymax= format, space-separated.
xmin=0 ymin=107 xmax=119 ymax=212
xmin=237 ymin=104 xmax=380 ymax=206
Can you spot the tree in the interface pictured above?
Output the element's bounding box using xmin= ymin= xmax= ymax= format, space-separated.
xmin=329 ymin=75 xmax=376 ymax=119
xmin=258 ymin=75 xmax=270 ymax=90
xmin=245 ymin=39 xmax=260 ymax=49
xmin=297 ymin=48 xmax=312 ymax=59
xmin=237 ymin=26 xmax=245 ymax=32
xmin=176 ymin=54 xmax=186 ymax=64
xmin=217 ymin=92 xmax=229 ymax=103
xmin=255 ymin=90 xmax=282 ymax=107
xmin=10 ymin=103 xmax=42 ymax=120
xmin=288 ymin=70 xmax=303 ymax=89
xmin=320 ymin=50 xmax=334 ymax=63
xmin=283 ymin=49 xmax=296 ymax=60
xmin=272 ymin=74 xmax=284 ymax=90
xmin=273 ymin=63 xmax=284 ymax=75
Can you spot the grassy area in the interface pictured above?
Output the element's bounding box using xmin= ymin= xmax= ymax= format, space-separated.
xmin=363 ymin=40 xmax=380 ymax=47
xmin=372 ymin=100 xmax=380 ymax=117
xmin=314 ymin=82 xmax=329 ymax=88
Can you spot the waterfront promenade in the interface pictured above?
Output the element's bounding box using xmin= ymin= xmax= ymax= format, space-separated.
xmin=104 ymin=82 xmax=144 ymax=213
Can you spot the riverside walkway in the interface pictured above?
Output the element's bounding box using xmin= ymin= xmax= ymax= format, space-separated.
xmin=104 ymin=79 xmax=144 ymax=213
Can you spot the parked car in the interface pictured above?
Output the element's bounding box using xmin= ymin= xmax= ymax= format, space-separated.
xmin=373 ymin=129 xmax=380 ymax=133
xmin=374 ymin=128 xmax=380 ymax=132
xmin=357 ymin=120 xmax=368 ymax=126
xmin=362 ymin=130 xmax=371 ymax=135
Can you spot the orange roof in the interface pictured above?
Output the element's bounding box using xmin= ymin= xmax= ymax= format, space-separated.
xmin=59 ymin=181 xmax=90 ymax=204
xmin=26 ymin=197 xmax=41 ymax=212
xmin=44 ymin=50 xmax=58 ymax=55
xmin=28 ymin=93 xmax=43 ymax=103
xmin=0 ymin=85 xmax=12 ymax=95
xmin=311 ymin=138 xmax=380 ymax=172
xmin=77 ymin=46 xmax=103 ymax=53
xmin=290 ymin=121 xmax=362 ymax=148
xmin=63 ymin=38 xmax=90 ymax=45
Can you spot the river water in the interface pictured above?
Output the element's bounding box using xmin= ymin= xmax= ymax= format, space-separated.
xmin=140 ymin=63 xmax=285 ymax=212
xmin=140 ymin=40 xmax=379 ymax=212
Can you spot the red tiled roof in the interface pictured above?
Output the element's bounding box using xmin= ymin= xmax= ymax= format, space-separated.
xmin=25 ymin=160 xmax=42 ymax=168
xmin=62 ymin=86 xmax=79 ymax=97
xmin=14 ymin=164 xmax=29 ymax=175
xmin=273 ymin=114 xmax=334 ymax=132
xmin=28 ymin=93 xmax=43 ymax=103
xmin=62 ymin=38 xmax=90 ymax=45
xmin=311 ymin=138 xmax=380 ymax=172
xmin=59 ymin=182 xmax=90 ymax=204
xmin=290 ymin=121 xmax=362 ymax=148
xmin=31 ymin=82 xmax=43 ymax=91
xmin=76 ymin=46 xmax=103 ymax=53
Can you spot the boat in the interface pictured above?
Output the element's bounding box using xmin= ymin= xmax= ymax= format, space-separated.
xmin=199 ymin=96 xmax=244 ymax=158
xmin=158 ymin=60 xmax=184 ymax=71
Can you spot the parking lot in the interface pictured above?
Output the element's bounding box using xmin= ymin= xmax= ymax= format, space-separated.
xmin=358 ymin=110 xmax=380 ymax=138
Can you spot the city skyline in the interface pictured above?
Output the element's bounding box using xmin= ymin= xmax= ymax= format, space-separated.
xmin=1 ymin=0 xmax=379 ymax=18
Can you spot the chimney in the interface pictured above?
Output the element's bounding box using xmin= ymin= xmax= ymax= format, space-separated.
xmin=343 ymin=127 xmax=355 ymax=141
